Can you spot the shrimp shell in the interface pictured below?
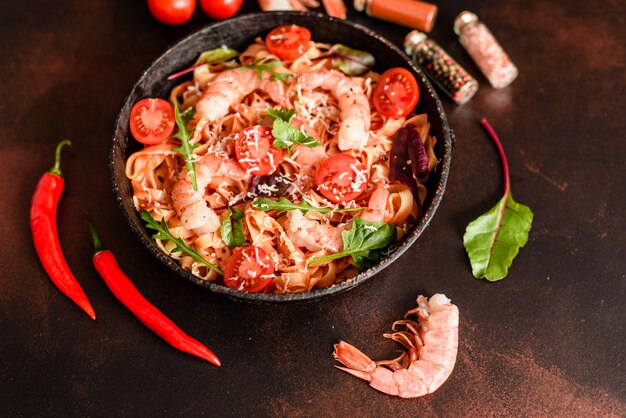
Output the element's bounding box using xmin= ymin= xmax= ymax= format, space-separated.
xmin=334 ymin=294 xmax=459 ymax=398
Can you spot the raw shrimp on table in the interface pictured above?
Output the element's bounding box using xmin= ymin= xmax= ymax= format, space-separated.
xmin=334 ymin=294 xmax=459 ymax=398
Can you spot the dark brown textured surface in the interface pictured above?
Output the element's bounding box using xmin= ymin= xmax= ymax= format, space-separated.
xmin=1 ymin=0 xmax=625 ymax=416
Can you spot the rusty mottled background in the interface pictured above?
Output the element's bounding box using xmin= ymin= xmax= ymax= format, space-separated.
xmin=1 ymin=0 xmax=624 ymax=416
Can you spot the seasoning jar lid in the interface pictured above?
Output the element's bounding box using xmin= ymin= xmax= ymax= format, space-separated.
xmin=403 ymin=30 xmax=428 ymax=55
xmin=453 ymin=11 xmax=479 ymax=35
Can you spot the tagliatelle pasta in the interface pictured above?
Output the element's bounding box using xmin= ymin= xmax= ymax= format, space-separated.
xmin=126 ymin=32 xmax=438 ymax=293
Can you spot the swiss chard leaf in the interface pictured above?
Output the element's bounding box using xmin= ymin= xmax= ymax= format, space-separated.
xmin=266 ymin=108 xmax=321 ymax=152
xmin=463 ymin=194 xmax=532 ymax=281
xmin=167 ymin=47 xmax=240 ymax=80
xmin=220 ymin=208 xmax=245 ymax=249
xmin=390 ymin=126 xmax=428 ymax=203
xmin=308 ymin=218 xmax=397 ymax=271
xmin=252 ymin=197 xmax=362 ymax=215
xmin=171 ymin=102 xmax=198 ymax=191
xmin=319 ymin=44 xmax=375 ymax=76
xmin=463 ymin=119 xmax=533 ymax=281
xmin=141 ymin=210 xmax=223 ymax=275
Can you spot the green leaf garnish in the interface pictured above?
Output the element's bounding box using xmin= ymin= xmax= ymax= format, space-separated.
xmin=266 ymin=107 xmax=295 ymax=123
xmin=319 ymin=44 xmax=375 ymax=76
xmin=252 ymin=197 xmax=363 ymax=215
xmin=243 ymin=59 xmax=293 ymax=83
xmin=265 ymin=107 xmax=321 ymax=152
xmin=141 ymin=210 xmax=223 ymax=276
xmin=194 ymin=47 xmax=239 ymax=66
xmin=463 ymin=119 xmax=533 ymax=281
xmin=167 ymin=47 xmax=240 ymax=80
xmin=308 ymin=218 xmax=397 ymax=271
xmin=220 ymin=208 xmax=245 ymax=249
xmin=171 ymin=101 xmax=199 ymax=191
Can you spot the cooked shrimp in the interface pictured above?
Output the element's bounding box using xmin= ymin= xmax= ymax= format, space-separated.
xmin=296 ymin=69 xmax=370 ymax=151
xmin=361 ymin=183 xmax=391 ymax=222
xmin=334 ymin=294 xmax=459 ymax=398
xmin=171 ymin=154 xmax=247 ymax=235
xmin=196 ymin=68 xmax=288 ymax=121
xmin=286 ymin=209 xmax=343 ymax=252
xmin=291 ymin=143 xmax=327 ymax=177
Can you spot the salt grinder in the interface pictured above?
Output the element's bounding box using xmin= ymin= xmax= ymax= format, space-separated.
xmin=354 ymin=0 xmax=438 ymax=33
xmin=454 ymin=11 xmax=518 ymax=89
xmin=404 ymin=30 xmax=478 ymax=105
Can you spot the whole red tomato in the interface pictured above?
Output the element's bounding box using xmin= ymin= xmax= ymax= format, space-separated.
xmin=200 ymin=0 xmax=243 ymax=20
xmin=147 ymin=0 xmax=196 ymax=25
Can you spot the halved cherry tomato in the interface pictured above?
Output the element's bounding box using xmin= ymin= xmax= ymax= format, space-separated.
xmin=372 ymin=68 xmax=420 ymax=118
xmin=235 ymin=126 xmax=283 ymax=176
xmin=224 ymin=246 xmax=275 ymax=292
xmin=200 ymin=0 xmax=242 ymax=19
xmin=147 ymin=0 xmax=196 ymax=26
xmin=316 ymin=154 xmax=369 ymax=203
xmin=265 ymin=25 xmax=311 ymax=61
xmin=129 ymin=98 xmax=175 ymax=145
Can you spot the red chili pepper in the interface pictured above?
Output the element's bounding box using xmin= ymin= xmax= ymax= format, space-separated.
xmin=89 ymin=224 xmax=221 ymax=366
xmin=30 ymin=140 xmax=96 ymax=319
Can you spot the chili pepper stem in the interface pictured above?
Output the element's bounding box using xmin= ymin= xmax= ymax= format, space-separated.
xmin=49 ymin=140 xmax=71 ymax=177
xmin=88 ymin=221 xmax=105 ymax=253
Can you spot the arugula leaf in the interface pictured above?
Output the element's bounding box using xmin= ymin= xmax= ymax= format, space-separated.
xmin=463 ymin=119 xmax=533 ymax=281
xmin=265 ymin=108 xmax=321 ymax=152
xmin=317 ymin=44 xmax=375 ymax=76
xmin=220 ymin=208 xmax=245 ymax=249
xmin=141 ymin=210 xmax=223 ymax=275
xmin=252 ymin=197 xmax=363 ymax=215
xmin=308 ymin=218 xmax=397 ymax=270
xmin=243 ymin=59 xmax=293 ymax=82
xmin=171 ymin=101 xmax=199 ymax=191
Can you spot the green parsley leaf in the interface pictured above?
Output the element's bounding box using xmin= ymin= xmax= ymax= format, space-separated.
xmin=171 ymin=101 xmax=199 ymax=191
xmin=266 ymin=107 xmax=295 ymax=123
xmin=220 ymin=208 xmax=245 ymax=249
xmin=308 ymin=218 xmax=397 ymax=271
xmin=265 ymin=108 xmax=321 ymax=152
xmin=141 ymin=210 xmax=223 ymax=275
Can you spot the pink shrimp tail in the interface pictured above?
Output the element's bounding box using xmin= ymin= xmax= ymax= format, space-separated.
xmin=334 ymin=341 xmax=376 ymax=375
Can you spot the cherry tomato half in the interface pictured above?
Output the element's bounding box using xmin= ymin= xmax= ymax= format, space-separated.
xmin=316 ymin=154 xmax=369 ymax=203
xmin=372 ymin=68 xmax=420 ymax=118
xmin=224 ymin=246 xmax=275 ymax=293
xmin=200 ymin=0 xmax=242 ymax=19
xmin=265 ymin=25 xmax=311 ymax=61
xmin=147 ymin=0 xmax=196 ymax=26
xmin=129 ymin=98 xmax=175 ymax=145
xmin=235 ymin=126 xmax=283 ymax=176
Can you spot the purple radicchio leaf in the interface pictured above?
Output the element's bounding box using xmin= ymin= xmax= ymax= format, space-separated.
xmin=390 ymin=127 xmax=429 ymax=203
xmin=318 ymin=44 xmax=375 ymax=76
xmin=230 ymin=173 xmax=292 ymax=206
